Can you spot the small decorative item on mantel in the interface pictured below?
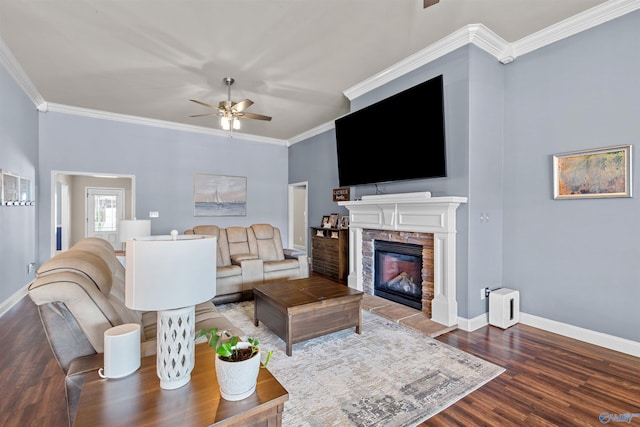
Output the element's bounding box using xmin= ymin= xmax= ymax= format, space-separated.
xmin=333 ymin=187 xmax=350 ymax=202
xmin=195 ymin=328 xmax=272 ymax=401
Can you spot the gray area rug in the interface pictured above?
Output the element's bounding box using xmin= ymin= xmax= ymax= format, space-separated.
xmin=216 ymin=301 xmax=504 ymax=427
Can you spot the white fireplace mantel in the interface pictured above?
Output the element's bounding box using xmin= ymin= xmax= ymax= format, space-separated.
xmin=338 ymin=192 xmax=467 ymax=326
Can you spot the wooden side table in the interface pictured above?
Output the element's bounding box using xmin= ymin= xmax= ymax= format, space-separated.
xmin=74 ymin=343 xmax=288 ymax=427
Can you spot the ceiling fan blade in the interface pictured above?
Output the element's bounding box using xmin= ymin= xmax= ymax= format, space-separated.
xmin=190 ymin=99 xmax=222 ymax=111
xmin=189 ymin=112 xmax=219 ymax=118
xmin=423 ymin=0 xmax=439 ymax=7
xmin=241 ymin=112 xmax=272 ymax=121
xmin=232 ymin=99 xmax=254 ymax=112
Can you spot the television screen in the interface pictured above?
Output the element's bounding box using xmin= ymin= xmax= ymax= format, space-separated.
xmin=335 ymin=74 xmax=446 ymax=187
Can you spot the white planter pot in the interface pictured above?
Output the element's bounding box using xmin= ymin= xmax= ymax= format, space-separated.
xmin=215 ymin=342 xmax=261 ymax=401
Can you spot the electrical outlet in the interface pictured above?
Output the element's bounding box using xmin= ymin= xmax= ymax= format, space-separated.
xmin=481 ymin=287 xmax=490 ymax=300
xmin=28 ymin=262 xmax=36 ymax=274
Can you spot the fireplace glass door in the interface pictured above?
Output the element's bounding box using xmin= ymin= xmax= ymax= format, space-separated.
xmin=374 ymin=241 xmax=423 ymax=310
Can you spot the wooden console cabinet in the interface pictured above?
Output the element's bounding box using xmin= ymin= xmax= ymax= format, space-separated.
xmin=310 ymin=227 xmax=348 ymax=282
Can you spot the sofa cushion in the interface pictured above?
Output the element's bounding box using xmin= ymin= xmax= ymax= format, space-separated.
xmin=262 ymin=258 xmax=300 ymax=273
xmin=71 ymin=238 xmax=141 ymax=324
xmin=249 ymin=224 xmax=285 ymax=262
xmin=192 ymin=225 xmax=232 ymax=267
xmin=226 ymin=226 xmax=252 ymax=256
xmin=216 ymin=264 xmax=242 ymax=279
xmin=36 ymin=250 xmax=113 ymax=296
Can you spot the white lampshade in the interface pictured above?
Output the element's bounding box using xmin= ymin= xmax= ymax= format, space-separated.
xmin=125 ymin=234 xmax=217 ymax=310
xmin=124 ymin=232 xmax=217 ymax=390
xmin=119 ymin=219 xmax=151 ymax=242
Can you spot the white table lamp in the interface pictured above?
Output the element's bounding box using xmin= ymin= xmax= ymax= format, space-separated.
xmin=125 ymin=230 xmax=217 ymax=390
xmin=119 ymin=219 xmax=151 ymax=243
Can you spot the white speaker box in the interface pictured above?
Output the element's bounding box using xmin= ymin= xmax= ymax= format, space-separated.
xmin=99 ymin=323 xmax=141 ymax=379
xmin=489 ymin=288 xmax=520 ymax=329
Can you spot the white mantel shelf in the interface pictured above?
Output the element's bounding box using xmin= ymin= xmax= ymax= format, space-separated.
xmin=339 ymin=192 xmax=467 ymax=326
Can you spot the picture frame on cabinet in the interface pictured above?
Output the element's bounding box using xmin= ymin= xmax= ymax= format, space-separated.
xmin=328 ymin=213 xmax=339 ymax=228
xmin=553 ymin=145 xmax=632 ymax=199
xmin=340 ymin=216 xmax=349 ymax=228
xmin=321 ymin=215 xmax=330 ymax=228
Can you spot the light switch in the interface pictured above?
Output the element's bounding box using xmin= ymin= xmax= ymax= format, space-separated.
xmin=149 ymin=211 xmax=159 ymax=218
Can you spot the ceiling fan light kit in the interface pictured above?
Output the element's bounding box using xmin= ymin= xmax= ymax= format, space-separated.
xmin=190 ymin=77 xmax=272 ymax=132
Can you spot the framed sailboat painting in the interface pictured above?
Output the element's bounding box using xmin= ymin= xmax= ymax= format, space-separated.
xmin=194 ymin=173 xmax=247 ymax=216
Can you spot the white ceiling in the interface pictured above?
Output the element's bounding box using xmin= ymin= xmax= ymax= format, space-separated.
xmin=0 ymin=0 xmax=611 ymax=142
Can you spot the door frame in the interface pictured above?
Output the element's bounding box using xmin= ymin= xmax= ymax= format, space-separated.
xmin=50 ymin=170 xmax=136 ymax=257
xmin=287 ymin=181 xmax=308 ymax=254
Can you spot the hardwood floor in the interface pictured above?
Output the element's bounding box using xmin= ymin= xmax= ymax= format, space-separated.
xmin=3 ymin=295 xmax=639 ymax=426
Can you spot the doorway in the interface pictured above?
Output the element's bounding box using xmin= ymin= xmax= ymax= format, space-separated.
xmin=51 ymin=171 xmax=135 ymax=256
xmin=288 ymin=182 xmax=308 ymax=254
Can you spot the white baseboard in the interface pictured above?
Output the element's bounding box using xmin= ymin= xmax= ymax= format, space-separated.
xmin=0 ymin=283 xmax=30 ymax=317
xmin=519 ymin=312 xmax=640 ymax=358
xmin=457 ymin=311 xmax=640 ymax=358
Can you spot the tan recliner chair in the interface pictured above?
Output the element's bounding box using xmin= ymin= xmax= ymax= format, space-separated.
xmin=28 ymin=237 xmax=242 ymax=426
xmin=248 ymin=224 xmax=309 ymax=282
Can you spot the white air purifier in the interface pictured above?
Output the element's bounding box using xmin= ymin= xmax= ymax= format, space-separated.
xmin=99 ymin=323 xmax=141 ymax=379
xmin=489 ymin=288 xmax=520 ymax=329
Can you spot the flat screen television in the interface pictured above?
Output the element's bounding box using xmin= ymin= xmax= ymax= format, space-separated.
xmin=335 ymin=74 xmax=446 ymax=187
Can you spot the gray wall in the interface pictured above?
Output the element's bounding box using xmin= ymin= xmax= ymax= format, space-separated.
xmin=37 ymin=112 xmax=289 ymax=263
xmin=502 ymin=11 xmax=640 ymax=341
xmin=290 ymin=11 xmax=640 ymax=342
xmin=0 ymin=62 xmax=39 ymax=303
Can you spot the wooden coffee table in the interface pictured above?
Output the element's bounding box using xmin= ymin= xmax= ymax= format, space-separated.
xmin=253 ymin=276 xmax=363 ymax=356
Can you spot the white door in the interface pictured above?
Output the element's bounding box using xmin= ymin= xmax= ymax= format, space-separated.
xmin=288 ymin=182 xmax=308 ymax=253
xmin=86 ymin=187 xmax=125 ymax=249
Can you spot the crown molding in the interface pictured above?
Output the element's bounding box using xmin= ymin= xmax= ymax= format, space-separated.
xmin=512 ymin=0 xmax=640 ymax=58
xmin=344 ymin=0 xmax=640 ymax=100
xmin=45 ymin=103 xmax=288 ymax=146
xmin=0 ymin=38 xmax=45 ymax=107
xmin=344 ymin=24 xmax=510 ymax=100
xmin=288 ymin=120 xmax=336 ymax=146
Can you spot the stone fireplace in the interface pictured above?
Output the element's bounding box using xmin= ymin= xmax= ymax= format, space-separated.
xmin=339 ymin=192 xmax=467 ymax=326
xmin=364 ymin=230 xmax=433 ymax=314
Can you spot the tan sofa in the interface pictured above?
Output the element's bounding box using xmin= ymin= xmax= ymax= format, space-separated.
xmin=27 ymin=237 xmax=243 ymax=426
xmin=185 ymin=223 xmax=309 ymax=303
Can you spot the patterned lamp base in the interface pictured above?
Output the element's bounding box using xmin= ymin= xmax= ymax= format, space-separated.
xmin=156 ymin=306 xmax=195 ymax=390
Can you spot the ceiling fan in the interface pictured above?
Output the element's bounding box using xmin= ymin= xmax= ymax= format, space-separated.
xmin=189 ymin=77 xmax=272 ymax=131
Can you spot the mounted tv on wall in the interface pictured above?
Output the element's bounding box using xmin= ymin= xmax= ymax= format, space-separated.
xmin=335 ymin=74 xmax=446 ymax=187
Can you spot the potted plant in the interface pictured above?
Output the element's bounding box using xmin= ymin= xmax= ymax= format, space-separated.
xmin=195 ymin=328 xmax=273 ymax=401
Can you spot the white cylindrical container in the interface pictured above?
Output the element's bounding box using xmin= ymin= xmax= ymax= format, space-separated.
xmin=99 ymin=323 xmax=141 ymax=379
